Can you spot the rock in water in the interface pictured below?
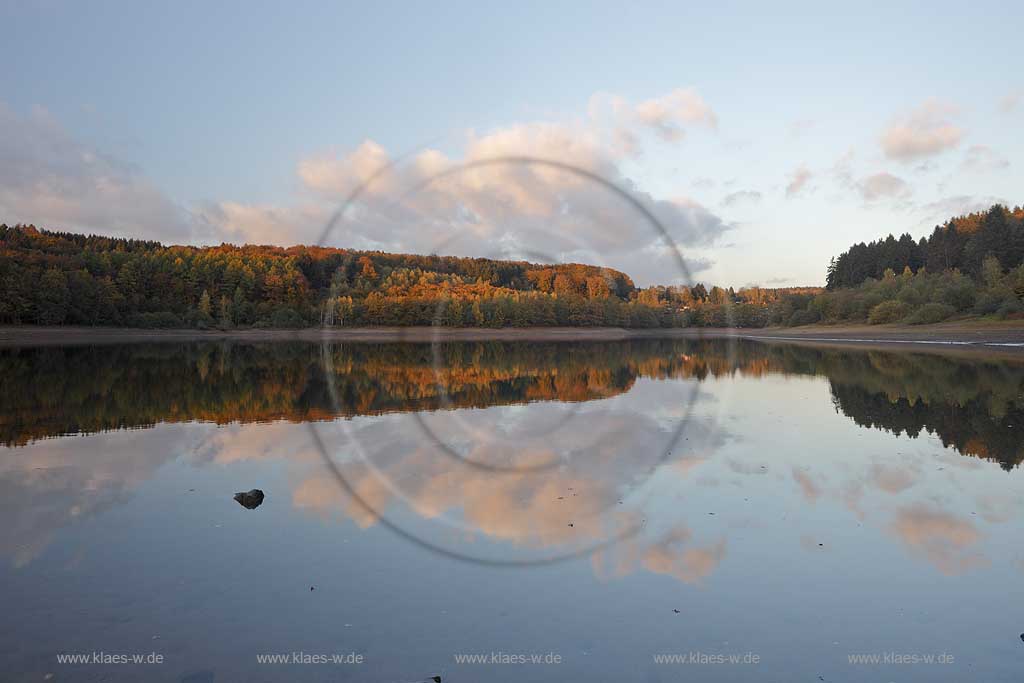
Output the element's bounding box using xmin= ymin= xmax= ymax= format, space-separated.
xmin=233 ymin=489 xmax=265 ymax=509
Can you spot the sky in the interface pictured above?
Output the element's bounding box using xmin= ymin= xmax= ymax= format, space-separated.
xmin=0 ymin=0 xmax=1021 ymax=287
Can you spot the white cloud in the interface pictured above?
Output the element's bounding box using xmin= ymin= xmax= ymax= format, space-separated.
xmin=611 ymin=127 xmax=641 ymax=158
xmin=194 ymin=201 xmax=331 ymax=247
xmin=961 ymin=145 xmax=1009 ymax=173
xmin=831 ymin=149 xmax=856 ymax=188
xmin=1 ymin=91 xmax=727 ymax=285
xmin=0 ymin=103 xmax=192 ymax=240
xmin=633 ymin=88 xmax=718 ymax=142
xmin=919 ymin=195 xmax=1009 ymax=223
xmin=785 ymin=166 xmax=812 ymax=198
xmin=202 ymin=119 xmax=730 ymax=285
xmin=998 ymin=89 xmax=1022 ymax=113
xmin=721 ymin=190 xmax=762 ymax=207
xmin=586 ymin=88 xmax=717 ymax=155
xmin=297 ymin=140 xmax=395 ymax=197
xmin=880 ymin=100 xmax=963 ymax=162
xmin=857 ymin=172 xmax=911 ymax=201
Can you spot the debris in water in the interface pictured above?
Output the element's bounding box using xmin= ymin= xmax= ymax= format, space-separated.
xmin=233 ymin=489 xmax=265 ymax=509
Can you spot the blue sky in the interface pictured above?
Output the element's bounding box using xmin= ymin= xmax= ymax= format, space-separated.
xmin=1 ymin=0 xmax=1021 ymax=286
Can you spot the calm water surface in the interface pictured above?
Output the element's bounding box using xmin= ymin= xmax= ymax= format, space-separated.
xmin=1 ymin=339 xmax=1022 ymax=682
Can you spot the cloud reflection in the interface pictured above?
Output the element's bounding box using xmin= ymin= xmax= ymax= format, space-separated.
xmin=1 ymin=340 xmax=1022 ymax=587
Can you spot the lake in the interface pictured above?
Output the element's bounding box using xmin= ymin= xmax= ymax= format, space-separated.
xmin=1 ymin=338 xmax=1022 ymax=682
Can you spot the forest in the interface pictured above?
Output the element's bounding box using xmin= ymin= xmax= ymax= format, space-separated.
xmin=1 ymin=202 xmax=1022 ymax=329
xmin=826 ymin=204 xmax=1024 ymax=289
xmin=0 ymin=223 xmax=811 ymax=329
xmin=779 ymin=204 xmax=1024 ymax=326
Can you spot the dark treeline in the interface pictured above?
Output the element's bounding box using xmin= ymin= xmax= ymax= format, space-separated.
xmin=5 ymin=204 xmax=1024 ymax=331
xmin=0 ymin=224 xmax=639 ymax=328
xmin=772 ymin=204 xmax=1024 ymax=327
xmin=0 ymin=223 xmax=815 ymax=329
xmin=2 ymin=339 xmax=1021 ymax=469
xmin=827 ymin=204 xmax=1024 ymax=289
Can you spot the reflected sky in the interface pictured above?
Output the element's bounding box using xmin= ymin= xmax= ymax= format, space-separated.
xmin=1 ymin=340 xmax=1023 ymax=682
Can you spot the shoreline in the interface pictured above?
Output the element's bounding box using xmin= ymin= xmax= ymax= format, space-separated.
xmin=2 ymin=321 xmax=1024 ymax=351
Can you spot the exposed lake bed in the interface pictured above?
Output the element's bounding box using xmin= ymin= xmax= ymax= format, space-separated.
xmin=4 ymin=320 xmax=1024 ymax=348
xmin=1 ymin=338 xmax=1022 ymax=681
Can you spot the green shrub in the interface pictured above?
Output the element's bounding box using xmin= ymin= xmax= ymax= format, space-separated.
xmin=936 ymin=277 xmax=976 ymax=310
xmin=974 ymin=287 xmax=1015 ymax=315
xmin=996 ymin=300 xmax=1024 ymax=319
xmin=903 ymin=303 xmax=955 ymax=325
xmin=897 ymin=285 xmax=927 ymax=307
xmin=787 ymin=309 xmax=820 ymax=326
xmin=269 ymin=307 xmax=306 ymax=328
xmin=856 ymin=291 xmax=886 ymax=320
xmin=867 ymin=300 xmax=909 ymax=324
xmin=733 ymin=303 xmax=768 ymax=328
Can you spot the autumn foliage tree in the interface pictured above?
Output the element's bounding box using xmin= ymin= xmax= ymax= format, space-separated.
xmin=1 ymin=224 xmax=700 ymax=328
